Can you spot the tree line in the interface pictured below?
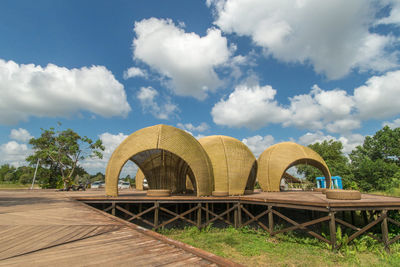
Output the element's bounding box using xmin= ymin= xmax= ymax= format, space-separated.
xmin=298 ymin=125 xmax=400 ymax=192
xmin=0 ymin=124 xmax=399 ymax=192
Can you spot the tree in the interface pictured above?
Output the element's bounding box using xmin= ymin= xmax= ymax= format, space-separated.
xmin=27 ymin=125 xmax=105 ymax=188
xmin=297 ymin=140 xmax=354 ymax=189
xmin=0 ymin=164 xmax=16 ymax=182
xmin=350 ymin=126 xmax=400 ymax=191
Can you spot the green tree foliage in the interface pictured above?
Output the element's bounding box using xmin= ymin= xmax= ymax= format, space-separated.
xmin=27 ymin=125 xmax=105 ymax=188
xmin=350 ymin=126 xmax=400 ymax=191
xmin=0 ymin=164 xmax=16 ymax=182
xmin=297 ymin=140 xmax=354 ymax=189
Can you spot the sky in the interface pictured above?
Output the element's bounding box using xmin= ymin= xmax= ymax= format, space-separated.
xmin=2 ymin=0 xmax=400 ymax=176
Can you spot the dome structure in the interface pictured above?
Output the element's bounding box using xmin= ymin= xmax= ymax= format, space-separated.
xmin=257 ymin=142 xmax=331 ymax=191
xmin=198 ymin=135 xmax=257 ymax=196
xmin=105 ymin=124 xmax=213 ymax=196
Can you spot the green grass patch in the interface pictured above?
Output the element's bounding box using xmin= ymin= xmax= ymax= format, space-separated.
xmin=159 ymin=225 xmax=400 ymax=266
xmin=0 ymin=183 xmax=36 ymax=189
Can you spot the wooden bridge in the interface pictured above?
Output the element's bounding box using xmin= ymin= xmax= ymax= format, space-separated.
xmin=0 ymin=190 xmax=241 ymax=266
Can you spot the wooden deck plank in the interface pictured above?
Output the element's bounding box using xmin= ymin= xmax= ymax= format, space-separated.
xmin=0 ymin=190 xmax=238 ymax=267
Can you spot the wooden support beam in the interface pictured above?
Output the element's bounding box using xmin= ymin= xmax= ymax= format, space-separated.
xmin=240 ymin=205 xmax=269 ymax=231
xmin=205 ymin=203 xmax=209 ymax=224
xmin=381 ymin=210 xmax=389 ymax=253
xmin=335 ymin=218 xmax=381 ymax=242
xmin=111 ymin=202 xmax=116 ymax=216
xmin=346 ymin=211 xmax=386 ymax=244
xmin=238 ymin=203 xmax=242 ymax=227
xmin=197 ymin=203 xmax=202 ymax=228
xmin=116 ymin=204 xmax=155 ymax=228
xmin=103 ymin=204 xmax=113 ymax=213
xmin=234 ymin=205 xmax=238 ymax=228
xmin=154 ymin=202 xmax=159 ymax=229
xmin=158 ymin=204 xmax=199 ymax=228
xmin=329 ymin=212 xmax=336 ymax=250
xmin=201 ymin=204 xmax=237 ymax=227
xmin=271 ymin=209 xmax=330 ymax=244
xmin=268 ymin=206 xmax=273 ymax=234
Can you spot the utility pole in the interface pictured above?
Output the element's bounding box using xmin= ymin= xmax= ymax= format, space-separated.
xmin=30 ymin=158 xmax=40 ymax=190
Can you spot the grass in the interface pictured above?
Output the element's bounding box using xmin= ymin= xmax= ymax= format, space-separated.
xmin=0 ymin=183 xmax=38 ymax=189
xmin=159 ymin=225 xmax=400 ymax=266
xmin=369 ymin=188 xmax=400 ymax=198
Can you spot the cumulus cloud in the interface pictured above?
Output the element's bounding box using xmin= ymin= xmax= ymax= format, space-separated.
xmin=242 ymin=134 xmax=275 ymax=157
xmin=123 ymin=67 xmax=147 ymax=79
xmin=132 ymin=18 xmax=231 ymax=99
xmin=177 ymin=122 xmax=209 ymax=133
xmin=9 ymin=128 xmax=33 ymax=143
xmin=0 ymin=141 xmax=32 ymax=167
xmin=211 ymin=82 xmax=360 ymax=133
xmin=354 ymin=70 xmax=400 ymax=119
xmin=212 ymin=69 xmax=400 ymax=134
xmin=211 ymin=84 xmax=290 ymax=129
xmin=137 ymin=86 xmax=178 ymax=119
xmin=81 ymin=132 xmax=137 ymax=176
xmin=0 ymin=59 xmax=131 ymax=124
xmin=209 ymin=0 xmax=399 ymax=79
xmin=298 ymin=131 xmax=364 ymax=155
xmin=383 ymin=118 xmax=400 ymax=129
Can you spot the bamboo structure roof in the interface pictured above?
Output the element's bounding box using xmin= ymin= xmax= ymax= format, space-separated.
xmin=257 ymin=142 xmax=331 ymax=192
xmin=198 ymin=135 xmax=256 ymax=196
xmin=105 ymin=124 xmax=213 ymax=197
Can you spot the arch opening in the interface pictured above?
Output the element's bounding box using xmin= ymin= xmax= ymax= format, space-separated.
xmin=279 ymin=159 xmax=331 ymax=191
xmin=130 ymin=149 xmax=196 ymax=194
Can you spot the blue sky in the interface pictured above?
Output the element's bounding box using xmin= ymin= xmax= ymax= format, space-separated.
xmin=2 ymin=0 xmax=400 ymax=175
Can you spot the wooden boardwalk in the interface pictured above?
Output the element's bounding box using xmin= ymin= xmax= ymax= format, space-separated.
xmin=77 ymin=189 xmax=400 ymax=251
xmin=0 ymin=190 xmax=240 ymax=266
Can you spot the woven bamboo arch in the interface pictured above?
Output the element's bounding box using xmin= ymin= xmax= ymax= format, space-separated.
xmin=257 ymin=142 xmax=331 ymax=191
xmin=105 ymin=124 xmax=213 ymax=196
xmin=198 ymin=135 xmax=257 ymax=196
xmin=135 ymin=168 xmax=145 ymax=190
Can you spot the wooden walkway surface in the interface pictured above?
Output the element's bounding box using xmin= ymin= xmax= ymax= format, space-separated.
xmin=0 ymin=190 xmax=239 ymax=267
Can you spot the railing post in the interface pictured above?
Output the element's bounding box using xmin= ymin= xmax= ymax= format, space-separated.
xmin=381 ymin=210 xmax=389 ymax=253
xmin=329 ymin=211 xmax=336 ymax=250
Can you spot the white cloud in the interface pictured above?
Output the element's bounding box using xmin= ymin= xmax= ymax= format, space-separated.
xmin=9 ymin=128 xmax=33 ymax=143
xmin=354 ymin=70 xmax=400 ymax=119
xmin=298 ymin=131 xmax=364 ymax=155
xmin=133 ymin=18 xmax=231 ymax=99
xmin=81 ymin=132 xmax=138 ymax=176
xmin=0 ymin=59 xmax=131 ymax=125
xmin=377 ymin=0 xmax=400 ymax=25
xmin=123 ymin=67 xmax=147 ymax=79
xmin=0 ymin=141 xmax=32 ymax=167
xmin=338 ymin=134 xmax=365 ymax=154
xmin=209 ymin=0 xmax=399 ymax=79
xmin=325 ymin=119 xmax=361 ymax=134
xmin=211 ymin=84 xmax=290 ymax=129
xmin=137 ymin=86 xmax=178 ymax=120
xmin=383 ymin=118 xmax=400 ymax=128
xmin=298 ymin=131 xmax=336 ymax=146
xmin=242 ymin=134 xmax=275 ymax=157
xmin=177 ymin=122 xmax=209 ymax=132
xmin=211 ymin=82 xmax=358 ymax=133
